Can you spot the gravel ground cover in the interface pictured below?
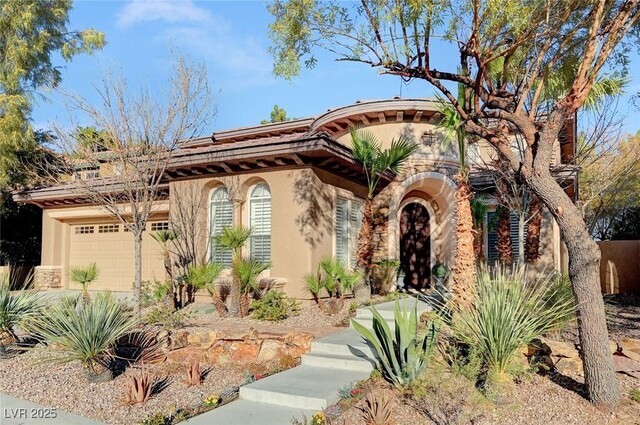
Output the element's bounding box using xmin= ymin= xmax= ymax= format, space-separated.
xmin=333 ymin=373 xmax=639 ymax=425
xmin=0 ymin=346 xmax=251 ymax=425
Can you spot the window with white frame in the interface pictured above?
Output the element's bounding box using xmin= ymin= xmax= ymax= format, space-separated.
xmin=209 ymin=187 xmax=233 ymax=267
xmin=335 ymin=197 xmax=362 ymax=268
xmin=249 ymin=183 xmax=271 ymax=264
xmin=150 ymin=222 xmax=169 ymax=232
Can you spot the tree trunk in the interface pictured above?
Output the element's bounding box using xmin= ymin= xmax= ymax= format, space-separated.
xmin=527 ymin=170 xmax=619 ymax=407
xmin=356 ymin=198 xmax=373 ymax=271
xmin=452 ymin=176 xmax=476 ymax=305
xmin=134 ymin=232 xmax=143 ymax=318
xmin=228 ymin=256 xmax=241 ymax=317
xmin=525 ymin=196 xmax=542 ymax=263
xmin=163 ymin=249 xmax=175 ymax=311
xmin=496 ymin=207 xmax=513 ymax=264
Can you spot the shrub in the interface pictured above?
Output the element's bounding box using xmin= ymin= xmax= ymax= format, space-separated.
xmin=186 ymin=263 xmax=226 ymax=315
xmin=29 ymin=292 xmax=137 ymax=376
xmin=0 ymin=273 xmax=42 ymax=344
xmin=352 ymin=300 xmax=439 ymax=388
xmin=139 ymin=280 xmax=173 ymax=308
xmin=250 ymin=291 xmax=300 ymax=321
xmin=145 ymin=306 xmax=191 ymax=329
xmin=338 ymin=381 xmax=364 ymax=401
xmin=304 ymin=257 xmax=363 ymax=306
xmin=446 ymin=266 xmax=575 ymax=376
xmin=70 ymin=263 xmax=99 ymax=303
xmin=371 ymin=259 xmax=400 ymax=295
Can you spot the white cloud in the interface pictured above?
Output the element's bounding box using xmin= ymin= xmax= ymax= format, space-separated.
xmin=117 ymin=0 xmax=213 ymax=29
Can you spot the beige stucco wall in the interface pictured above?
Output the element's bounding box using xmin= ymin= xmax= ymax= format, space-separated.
xmin=169 ymin=167 xmax=367 ymax=299
xmin=597 ymin=240 xmax=640 ymax=294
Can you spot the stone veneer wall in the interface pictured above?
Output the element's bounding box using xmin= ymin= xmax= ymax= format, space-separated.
xmin=34 ymin=266 xmax=63 ymax=289
xmin=161 ymin=327 xmax=314 ymax=366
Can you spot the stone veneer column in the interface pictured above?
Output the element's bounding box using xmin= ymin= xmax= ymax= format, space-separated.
xmin=34 ymin=266 xmax=63 ymax=289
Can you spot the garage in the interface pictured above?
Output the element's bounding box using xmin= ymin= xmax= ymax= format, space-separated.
xmin=68 ymin=221 xmax=166 ymax=292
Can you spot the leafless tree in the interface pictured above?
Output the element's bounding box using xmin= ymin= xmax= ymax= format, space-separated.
xmin=43 ymin=56 xmax=213 ymax=317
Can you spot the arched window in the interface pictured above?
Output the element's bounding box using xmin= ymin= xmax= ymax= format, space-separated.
xmin=209 ymin=186 xmax=233 ymax=267
xmin=249 ymin=183 xmax=271 ymax=263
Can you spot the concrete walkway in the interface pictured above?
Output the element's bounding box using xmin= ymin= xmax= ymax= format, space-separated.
xmin=185 ymin=297 xmax=432 ymax=425
xmin=0 ymin=394 xmax=104 ymax=425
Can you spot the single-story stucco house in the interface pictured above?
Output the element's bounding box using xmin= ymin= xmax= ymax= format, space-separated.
xmin=15 ymin=98 xmax=575 ymax=298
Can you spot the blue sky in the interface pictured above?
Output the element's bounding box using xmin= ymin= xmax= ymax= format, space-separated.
xmin=32 ymin=0 xmax=640 ymax=136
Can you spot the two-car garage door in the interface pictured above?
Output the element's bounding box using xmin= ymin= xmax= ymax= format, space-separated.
xmin=68 ymin=222 xmax=166 ymax=292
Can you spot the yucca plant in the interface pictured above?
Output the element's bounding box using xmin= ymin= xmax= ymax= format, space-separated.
xmin=69 ymin=263 xmax=99 ymax=303
xmin=29 ymin=292 xmax=138 ymax=379
xmin=352 ymin=301 xmax=439 ymax=388
xmin=215 ymin=226 xmax=252 ymax=317
xmin=0 ymin=274 xmax=42 ymax=346
xmin=184 ymin=361 xmax=202 ymax=386
xmin=446 ymin=265 xmax=576 ymax=377
xmin=187 ymin=263 xmax=226 ymax=315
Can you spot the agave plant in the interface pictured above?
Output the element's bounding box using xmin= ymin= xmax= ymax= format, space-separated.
xmin=69 ymin=263 xmax=99 ymax=303
xmin=352 ymin=301 xmax=439 ymax=388
xmin=446 ymin=265 xmax=575 ymax=376
xmin=0 ymin=274 xmax=42 ymax=345
xmin=125 ymin=367 xmax=155 ymax=404
xmin=29 ymin=292 xmax=138 ymax=378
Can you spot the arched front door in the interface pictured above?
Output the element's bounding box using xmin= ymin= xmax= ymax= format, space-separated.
xmin=400 ymin=202 xmax=431 ymax=290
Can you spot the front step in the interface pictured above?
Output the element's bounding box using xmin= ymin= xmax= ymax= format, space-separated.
xmin=311 ymin=328 xmax=377 ymax=358
xmin=240 ymin=365 xmax=370 ymax=410
xmin=355 ymin=297 xmax=432 ymax=321
xmin=301 ymin=352 xmax=375 ymax=372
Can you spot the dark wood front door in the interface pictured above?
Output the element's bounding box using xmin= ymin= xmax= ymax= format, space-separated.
xmin=400 ymin=202 xmax=431 ymax=290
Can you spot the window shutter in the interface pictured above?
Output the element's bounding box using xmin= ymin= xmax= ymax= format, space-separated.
xmin=336 ymin=198 xmax=348 ymax=264
xmin=486 ymin=211 xmax=498 ymax=261
xmin=510 ymin=212 xmax=527 ymax=261
xmin=349 ymin=202 xmax=362 ymax=267
xmin=210 ymin=188 xmax=233 ymax=267
xmin=250 ymin=184 xmax=271 ymax=263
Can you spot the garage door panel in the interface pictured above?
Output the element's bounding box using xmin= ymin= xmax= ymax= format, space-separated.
xmin=69 ymin=224 xmax=165 ymax=292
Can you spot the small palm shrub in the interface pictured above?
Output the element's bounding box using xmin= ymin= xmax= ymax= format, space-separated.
xmin=215 ymin=225 xmax=252 ymax=317
xmin=70 ymin=263 xmax=99 ymax=303
xmin=446 ymin=266 xmax=575 ymax=377
xmin=305 ymin=257 xmax=363 ymax=313
xmin=250 ymin=290 xmax=299 ymax=321
xmin=187 ymin=263 xmax=226 ymax=315
xmin=29 ymin=292 xmax=137 ymax=377
xmin=0 ymin=274 xmax=42 ymax=345
xmin=352 ymin=301 xmax=439 ymax=388
xmin=371 ymin=259 xmax=400 ymax=295
xmin=236 ymin=258 xmax=270 ymax=316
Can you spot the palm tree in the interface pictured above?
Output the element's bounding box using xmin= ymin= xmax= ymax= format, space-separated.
xmin=150 ymin=230 xmax=177 ymax=309
xmin=215 ymin=226 xmax=252 ymax=317
xmin=187 ymin=263 xmax=226 ymax=315
xmin=70 ymin=263 xmax=99 ymax=304
xmin=470 ymin=198 xmax=488 ymax=261
xmin=350 ymin=128 xmax=418 ymax=277
xmin=437 ymin=98 xmax=476 ymax=304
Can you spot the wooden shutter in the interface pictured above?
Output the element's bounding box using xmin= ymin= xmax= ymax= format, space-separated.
xmin=335 ymin=198 xmax=349 ymax=264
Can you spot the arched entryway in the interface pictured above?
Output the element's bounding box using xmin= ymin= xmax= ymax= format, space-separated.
xmin=400 ymin=202 xmax=431 ymax=290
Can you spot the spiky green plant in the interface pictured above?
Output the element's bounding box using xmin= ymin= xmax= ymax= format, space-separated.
xmin=69 ymin=263 xmax=99 ymax=303
xmin=304 ymin=257 xmax=362 ymax=302
xmin=352 ymin=301 xmax=439 ymax=388
xmin=215 ymin=226 xmax=253 ymax=317
xmin=0 ymin=274 xmax=42 ymax=343
xmin=237 ymin=259 xmax=270 ymax=295
xmin=446 ymin=265 xmax=576 ymax=376
xmin=188 ymin=263 xmax=224 ymax=293
xmin=29 ymin=292 xmax=137 ymax=375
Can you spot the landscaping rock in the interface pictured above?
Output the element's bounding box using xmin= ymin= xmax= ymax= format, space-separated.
xmin=229 ymin=341 xmax=261 ymax=363
xmin=546 ymin=340 xmax=579 ymax=359
xmin=257 ymin=340 xmax=287 ymax=362
xmin=166 ymin=347 xmax=205 ymax=364
xmin=618 ymin=338 xmax=640 ymax=362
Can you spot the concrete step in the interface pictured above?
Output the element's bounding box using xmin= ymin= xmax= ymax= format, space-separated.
xmin=311 ymin=328 xmax=377 ymax=359
xmin=239 ymin=365 xmax=370 ymax=410
xmin=301 ymin=352 xmax=376 ymax=372
xmin=183 ymin=399 xmax=316 ymax=425
xmin=355 ymin=297 xmax=432 ymax=320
